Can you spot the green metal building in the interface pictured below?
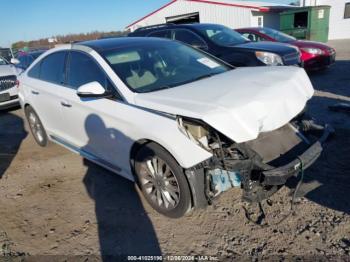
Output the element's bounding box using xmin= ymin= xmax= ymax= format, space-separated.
xmin=280 ymin=5 xmax=331 ymax=42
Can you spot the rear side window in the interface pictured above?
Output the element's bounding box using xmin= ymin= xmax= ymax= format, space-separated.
xmin=242 ymin=32 xmax=265 ymax=42
xmin=39 ymin=52 xmax=66 ymax=84
xmin=173 ymin=29 xmax=207 ymax=47
xmin=148 ymin=30 xmax=171 ymax=39
xmin=66 ymin=51 xmax=112 ymax=90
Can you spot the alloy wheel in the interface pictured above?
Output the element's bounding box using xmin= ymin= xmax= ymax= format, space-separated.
xmin=139 ymin=156 xmax=181 ymax=210
xmin=28 ymin=112 xmax=44 ymax=143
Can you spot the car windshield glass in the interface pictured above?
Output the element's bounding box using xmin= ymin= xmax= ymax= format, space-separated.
xmin=101 ymin=41 xmax=231 ymax=93
xmin=258 ymin=28 xmax=296 ymax=42
xmin=0 ymin=56 xmax=8 ymax=65
xmin=197 ymin=24 xmax=248 ymax=46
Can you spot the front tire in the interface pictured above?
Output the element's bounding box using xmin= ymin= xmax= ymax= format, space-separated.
xmin=135 ymin=143 xmax=192 ymax=218
xmin=25 ymin=105 xmax=48 ymax=147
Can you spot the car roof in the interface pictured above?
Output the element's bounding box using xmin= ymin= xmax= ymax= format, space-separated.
xmin=237 ymin=27 xmax=264 ymax=31
xmin=133 ymin=23 xmax=227 ymax=33
xmin=79 ymin=36 xmax=174 ymax=52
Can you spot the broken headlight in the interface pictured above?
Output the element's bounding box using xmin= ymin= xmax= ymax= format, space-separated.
xmin=177 ymin=117 xmax=210 ymax=151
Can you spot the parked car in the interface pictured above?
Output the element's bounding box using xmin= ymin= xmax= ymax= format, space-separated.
xmin=0 ymin=48 xmax=14 ymax=63
xmin=13 ymin=50 xmax=46 ymax=71
xmin=0 ymin=56 xmax=20 ymax=110
xmin=18 ymin=38 xmax=332 ymax=218
xmin=128 ymin=23 xmax=301 ymax=67
xmin=236 ymin=27 xmax=336 ymax=71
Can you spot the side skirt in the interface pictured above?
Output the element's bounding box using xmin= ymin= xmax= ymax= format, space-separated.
xmin=49 ymin=135 xmax=132 ymax=180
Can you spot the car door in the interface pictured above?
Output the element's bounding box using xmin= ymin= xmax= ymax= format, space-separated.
xmin=58 ymin=50 xmax=127 ymax=172
xmin=25 ymin=51 xmax=68 ymax=138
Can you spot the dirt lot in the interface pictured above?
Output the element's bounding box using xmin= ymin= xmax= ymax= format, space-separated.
xmin=1 ymin=40 xmax=350 ymax=261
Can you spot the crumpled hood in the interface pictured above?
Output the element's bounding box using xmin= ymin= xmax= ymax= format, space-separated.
xmin=134 ymin=66 xmax=314 ymax=143
xmin=0 ymin=64 xmax=18 ymax=77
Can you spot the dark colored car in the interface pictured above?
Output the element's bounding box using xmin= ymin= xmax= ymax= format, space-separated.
xmin=129 ymin=23 xmax=301 ymax=67
xmin=236 ymin=27 xmax=336 ymax=71
xmin=14 ymin=50 xmax=46 ymax=70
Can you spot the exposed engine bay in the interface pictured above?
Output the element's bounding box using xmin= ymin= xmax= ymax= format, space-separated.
xmin=179 ymin=112 xmax=334 ymax=207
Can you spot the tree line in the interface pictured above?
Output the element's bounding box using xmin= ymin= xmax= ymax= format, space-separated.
xmin=12 ymin=30 xmax=128 ymax=50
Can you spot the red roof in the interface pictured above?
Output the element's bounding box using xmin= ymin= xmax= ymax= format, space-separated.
xmin=126 ymin=0 xmax=270 ymax=28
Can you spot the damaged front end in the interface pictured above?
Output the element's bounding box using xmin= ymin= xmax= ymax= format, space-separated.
xmin=180 ymin=113 xmax=334 ymax=208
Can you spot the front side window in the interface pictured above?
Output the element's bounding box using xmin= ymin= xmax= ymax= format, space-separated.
xmin=345 ymin=3 xmax=350 ymax=18
xmin=197 ymin=24 xmax=248 ymax=46
xmin=173 ymin=29 xmax=207 ymax=47
xmin=101 ymin=40 xmax=230 ymax=93
xmin=39 ymin=52 xmax=66 ymax=84
xmin=28 ymin=61 xmax=41 ymax=78
xmin=66 ymin=51 xmax=112 ymax=90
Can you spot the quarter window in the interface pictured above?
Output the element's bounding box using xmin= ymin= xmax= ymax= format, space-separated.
xmin=66 ymin=51 xmax=112 ymax=90
xmin=39 ymin=52 xmax=66 ymax=84
xmin=345 ymin=3 xmax=350 ymax=19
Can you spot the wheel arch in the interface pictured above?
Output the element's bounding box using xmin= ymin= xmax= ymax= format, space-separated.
xmin=129 ymin=139 xmax=196 ymax=208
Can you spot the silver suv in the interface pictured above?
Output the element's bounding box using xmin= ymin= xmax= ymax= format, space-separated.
xmin=0 ymin=56 xmax=20 ymax=110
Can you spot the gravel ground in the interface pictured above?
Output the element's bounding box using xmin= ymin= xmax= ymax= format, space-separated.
xmin=0 ymin=40 xmax=349 ymax=261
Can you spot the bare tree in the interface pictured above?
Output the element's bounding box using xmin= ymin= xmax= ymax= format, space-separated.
xmin=12 ymin=30 xmax=127 ymax=50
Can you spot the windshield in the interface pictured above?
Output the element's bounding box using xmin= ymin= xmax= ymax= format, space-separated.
xmin=197 ymin=24 xmax=248 ymax=46
xmin=258 ymin=27 xmax=296 ymax=43
xmin=101 ymin=40 xmax=231 ymax=93
xmin=0 ymin=56 xmax=8 ymax=65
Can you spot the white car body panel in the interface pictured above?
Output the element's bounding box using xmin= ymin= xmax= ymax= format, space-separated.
xmin=134 ymin=66 xmax=314 ymax=143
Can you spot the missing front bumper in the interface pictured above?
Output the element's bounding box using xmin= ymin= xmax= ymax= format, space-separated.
xmin=185 ymin=119 xmax=334 ymax=207
xmin=262 ymin=124 xmax=334 ymax=186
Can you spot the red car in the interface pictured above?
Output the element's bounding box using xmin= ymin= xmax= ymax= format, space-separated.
xmin=236 ymin=27 xmax=336 ymax=71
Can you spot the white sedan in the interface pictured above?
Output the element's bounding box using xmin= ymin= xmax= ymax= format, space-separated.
xmin=18 ymin=37 xmax=332 ymax=218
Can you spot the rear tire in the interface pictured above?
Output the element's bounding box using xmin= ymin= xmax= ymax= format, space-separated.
xmin=134 ymin=143 xmax=192 ymax=218
xmin=25 ymin=105 xmax=48 ymax=147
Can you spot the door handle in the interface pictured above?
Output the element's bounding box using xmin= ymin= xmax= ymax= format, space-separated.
xmin=31 ymin=90 xmax=39 ymax=95
xmin=61 ymin=101 xmax=72 ymax=108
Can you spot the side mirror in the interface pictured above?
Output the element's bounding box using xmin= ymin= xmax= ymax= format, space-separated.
xmin=11 ymin=58 xmax=20 ymax=65
xmin=77 ymin=81 xmax=111 ymax=98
